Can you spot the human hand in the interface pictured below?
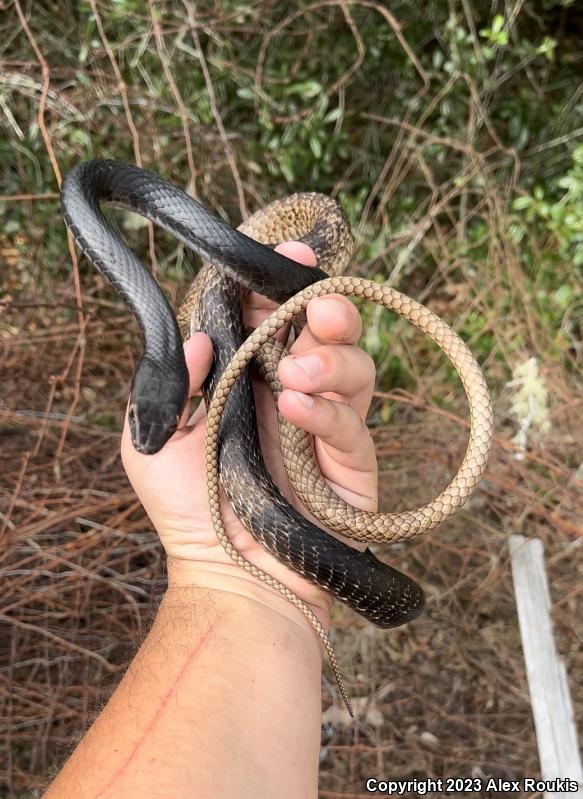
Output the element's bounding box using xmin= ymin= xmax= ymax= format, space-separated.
xmin=121 ymin=241 xmax=378 ymax=628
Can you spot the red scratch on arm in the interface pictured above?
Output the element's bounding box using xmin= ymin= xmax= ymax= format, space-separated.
xmin=95 ymin=625 xmax=214 ymax=797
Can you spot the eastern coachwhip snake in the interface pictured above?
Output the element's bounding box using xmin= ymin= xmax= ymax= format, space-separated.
xmin=61 ymin=160 xmax=493 ymax=713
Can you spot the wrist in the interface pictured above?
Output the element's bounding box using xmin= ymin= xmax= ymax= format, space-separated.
xmin=166 ymin=555 xmax=331 ymax=634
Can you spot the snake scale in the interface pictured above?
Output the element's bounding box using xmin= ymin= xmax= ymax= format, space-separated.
xmin=61 ymin=160 xmax=493 ymax=713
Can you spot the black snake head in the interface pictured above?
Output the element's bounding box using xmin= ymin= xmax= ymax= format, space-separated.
xmin=128 ymin=358 xmax=188 ymax=454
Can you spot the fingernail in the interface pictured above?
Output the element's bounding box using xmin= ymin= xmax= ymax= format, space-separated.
xmin=294 ymin=390 xmax=314 ymax=408
xmin=293 ymin=355 xmax=321 ymax=378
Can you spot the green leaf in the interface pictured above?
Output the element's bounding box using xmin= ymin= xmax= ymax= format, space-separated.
xmin=552 ymin=285 xmax=573 ymax=309
xmin=278 ymin=154 xmax=294 ymax=182
xmin=323 ymin=107 xmax=342 ymax=124
xmin=492 ymin=14 xmax=504 ymax=35
xmin=69 ymin=129 xmax=91 ymax=147
xmin=309 ymin=135 xmax=322 ymax=158
xmin=536 ymin=36 xmax=557 ymax=62
xmin=289 ymin=80 xmax=322 ymax=98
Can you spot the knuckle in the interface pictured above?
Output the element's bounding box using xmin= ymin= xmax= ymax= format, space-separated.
xmin=363 ymin=352 xmax=376 ymax=390
xmin=335 ymin=347 xmax=376 ymax=394
xmin=324 ymin=399 xmax=358 ymax=441
xmin=320 ymin=399 xmax=339 ymax=439
xmin=314 ymin=397 xmax=342 ymax=441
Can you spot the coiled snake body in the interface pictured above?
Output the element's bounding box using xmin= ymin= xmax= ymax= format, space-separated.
xmin=61 ymin=160 xmax=493 ymax=712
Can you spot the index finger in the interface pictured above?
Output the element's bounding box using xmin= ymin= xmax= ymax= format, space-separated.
xmin=291 ymin=294 xmax=363 ymax=352
xmin=242 ymin=241 xmax=317 ymax=338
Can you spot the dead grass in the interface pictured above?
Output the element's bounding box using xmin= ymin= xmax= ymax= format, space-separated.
xmin=1 ymin=1 xmax=581 ymax=796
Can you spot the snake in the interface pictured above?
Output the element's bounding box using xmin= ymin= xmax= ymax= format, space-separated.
xmin=60 ymin=159 xmax=493 ymax=713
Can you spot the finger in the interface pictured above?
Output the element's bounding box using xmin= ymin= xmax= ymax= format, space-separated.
xmin=278 ymin=344 xmax=375 ymax=421
xmin=278 ymin=389 xmax=377 ymax=508
xmin=178 ymin=332 xmax=213 ymax=427
xmin=183 ymin=332 xmax=214 ymax=397
xmin=243 ymin=241 xmax=317 ymax=337
xmin=291 ymin=294 xmax=362 ymax=353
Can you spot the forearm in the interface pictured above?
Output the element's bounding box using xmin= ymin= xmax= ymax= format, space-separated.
xmin=45 ymin=562 xmax=323 ymax=798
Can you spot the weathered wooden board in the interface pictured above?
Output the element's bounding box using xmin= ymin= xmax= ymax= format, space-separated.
xmin=509 ymin=535 xmax=582 ymax=798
